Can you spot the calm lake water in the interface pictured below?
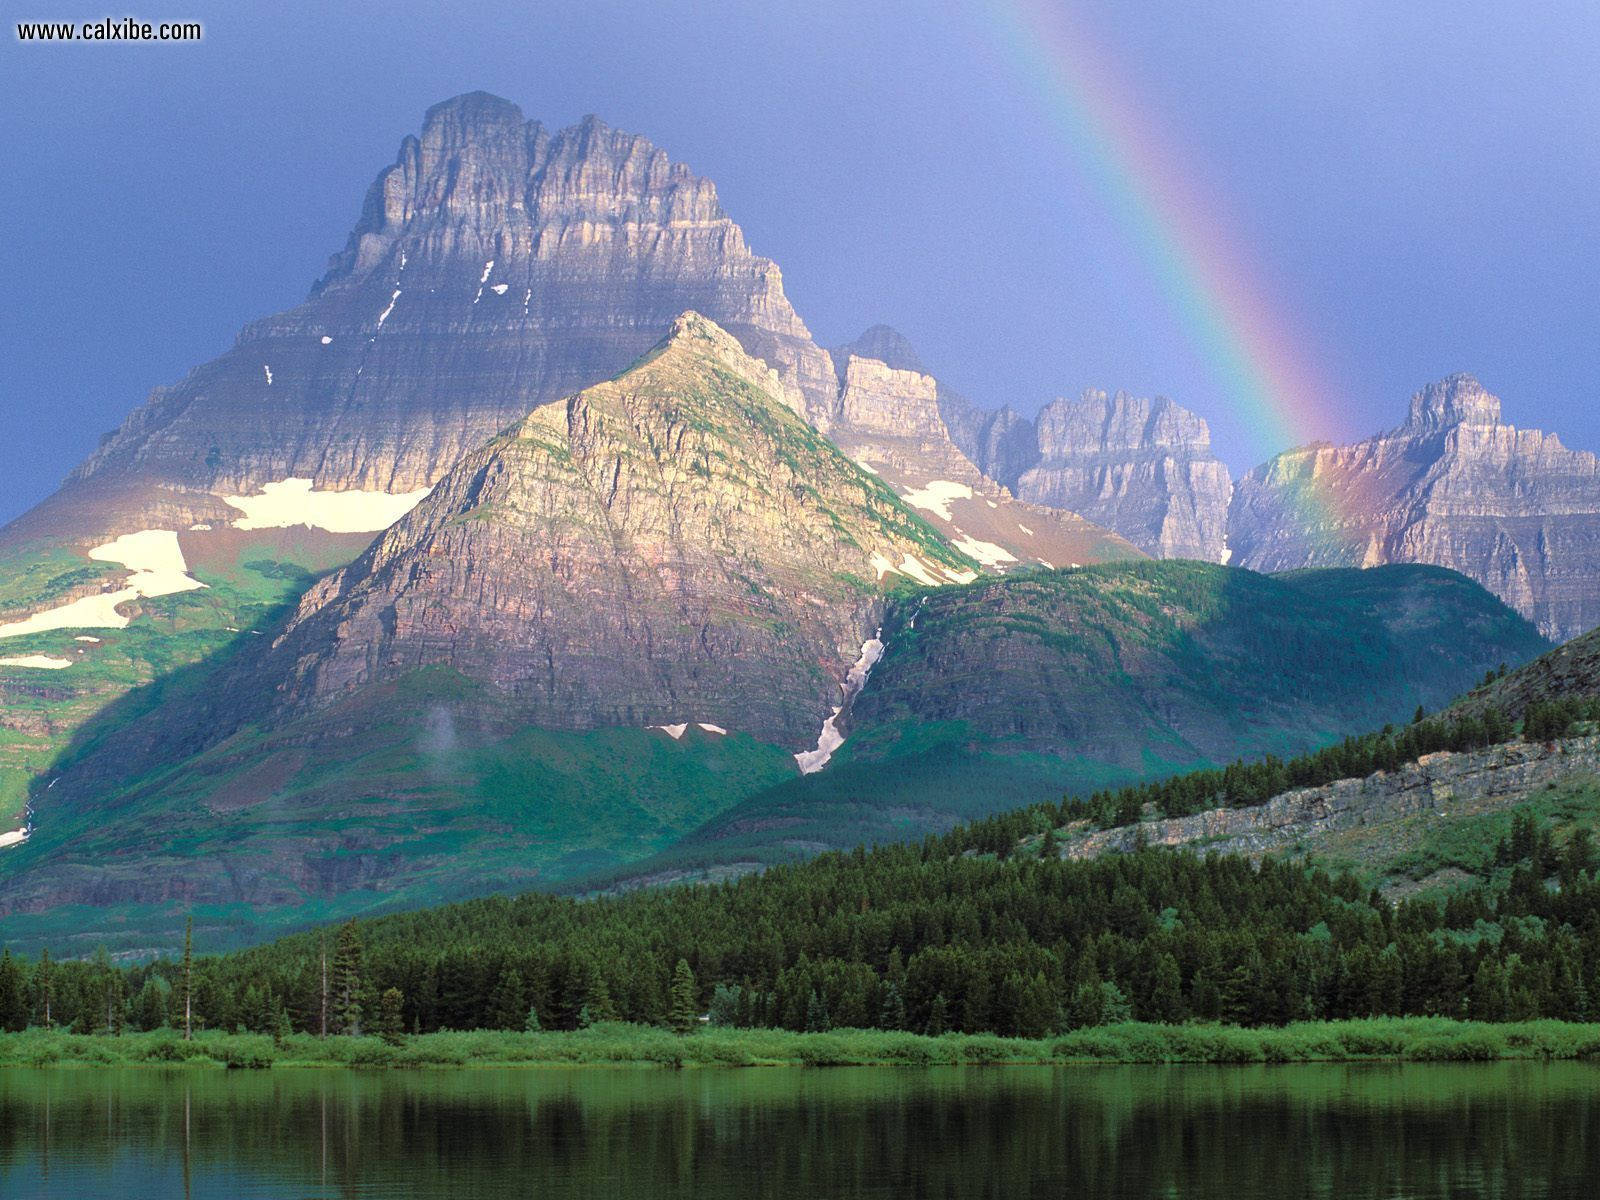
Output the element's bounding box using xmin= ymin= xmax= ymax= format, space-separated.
xmin=1 ymin=1062 xmax=1597 ymax=1198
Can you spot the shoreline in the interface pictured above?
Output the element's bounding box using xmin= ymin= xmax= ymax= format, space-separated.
xmin=5 ymin=1018 xmax=1600 ymax=1070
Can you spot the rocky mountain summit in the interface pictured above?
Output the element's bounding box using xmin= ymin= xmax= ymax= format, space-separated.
xmin=1228 ymin=374 xmax=1600 ymax=642
xmin=822 ymin=330 xmax=1142 ymax=571
xmin=8 ymin=93 xmax=835 ymax=548
xmin=165 ymin=314 xmax=977 ymax=753
xmin=941 ymin=386 xmax=1232 ymax=561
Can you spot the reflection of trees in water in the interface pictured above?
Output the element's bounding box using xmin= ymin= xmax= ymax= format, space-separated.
xmin=0 ymin=1064 xmax=1595 ymax=1197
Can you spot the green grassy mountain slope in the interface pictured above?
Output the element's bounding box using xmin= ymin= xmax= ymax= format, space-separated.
xmin=0 ymin=314 xmax=987 ymax=950
xmin=578 ymin=561 xmax=1549 ymax=887
xmin=0 ymin=529 xmax=374 ymax=836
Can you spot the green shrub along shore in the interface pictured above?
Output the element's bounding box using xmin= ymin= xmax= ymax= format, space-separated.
xmin=6 ymin=1018 xmax=1600 ymax=1070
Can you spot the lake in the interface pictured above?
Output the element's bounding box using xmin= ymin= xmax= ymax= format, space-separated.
xmin=1 ymin=1062 xmax=1597 ymax=1198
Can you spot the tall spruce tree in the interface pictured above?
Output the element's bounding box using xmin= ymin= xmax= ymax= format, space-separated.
xmin=0 ymin=950 xmax=26 ymax=1032
xmin=181 ymin=917 xmax=194 ymax=1040
xmin=668 ymin=959 xmax=698 ymax=1035
xmin=332 ymin=919 xmax=364 ymax=1035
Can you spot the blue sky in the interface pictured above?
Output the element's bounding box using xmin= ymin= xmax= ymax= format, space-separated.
xmin=3 ymin=0 xmax=1597 ymax=523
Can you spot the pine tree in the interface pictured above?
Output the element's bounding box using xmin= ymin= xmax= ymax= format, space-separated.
xmin=803 ymin=989 xmax=830 ymax=1033
xmin=1146 ymin=953 xmax=1186 ymax=1024
xmin=35 ymin=949 xmax=53 ymax=1030
xmin=668 ymin=959 xmax=698 ymax=1035
xmin=925 ymin=992 xmax=949 ymax=1036
xmin=376 ymin=987 xmax=405 ymax=1045
xmin=0 ymin=950 xmax=26 ymax=1032
xmin=877 ymin=981 xmax=907 ymax=1030
xmin=132 ymin=976 xmax=169 ymax=1031
xmin=331 ymin=919 xmax=364 ymax=1035
xmin=523 ymin=1003 xmax=542 ymax=1033
xmin=577 ymin=962 xmax=617 ymax=1028
xmin=707 ymin=983 xmax=741 ymax=1028
xmin=486 ymin=968 xmax=527 ymax=1031
xmin=181 ymin=917 xmax=194 ymax=1041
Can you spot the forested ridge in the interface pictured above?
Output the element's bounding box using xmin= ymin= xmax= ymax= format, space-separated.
xmin=2 ymin=811 xmax=1597 ymax=1040
xmin=3 ymin=692 xmax=1598 ymax=1041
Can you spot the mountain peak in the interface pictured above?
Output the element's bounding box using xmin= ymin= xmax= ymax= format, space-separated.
xmin=1405 ymin=374 xmax=1502 ymax=431
xmin=420 ymin=91 xmax=527 ymax=139
xmin=836 ymin=325 xmax=925 ymax=374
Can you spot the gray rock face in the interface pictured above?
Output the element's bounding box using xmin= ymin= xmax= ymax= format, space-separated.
xmin=255 ymin=314 xmax=977 ymax=749
xmin=1228 ymin=374 xmax=1600 ymax=642
xmin=13 ymin=93 xmax=835 ymax=543
xmin=1062 ymin=735 xmax=1600 ymax=865
xmin=824 ymin=332 xmax=1145 ymax=571
xmin=942 ymin=388 xmax=1233 ymax=561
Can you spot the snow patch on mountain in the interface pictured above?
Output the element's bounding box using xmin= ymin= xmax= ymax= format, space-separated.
xmin=0 ymin=530 xmax=205 ymax=640
xmin=951 ymin=534 xmax=1017 ymax=568
xmin=222 ymin=478 xmax=431 ymax=533
xmin=899 ymin=480 xmax=972 ymax=521
xmin=0 ymin=654 xmax=74 ymax=669
xmin=795 ymin=632 xmax=884 ymax=774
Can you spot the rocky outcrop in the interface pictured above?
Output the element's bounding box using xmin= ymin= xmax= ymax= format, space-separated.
xmin=1228 ymin=375 xmax=1600 ymax=642
xmin=245 ymin=314 xmax=978 ymax=748
xmin=8 ymin=93 xmax=836 ymax=547
xmin=941 ymin=388 xmax=1233 ymax=562
xmin=1063 ymin=736 xmax=1600 ymax=863
xmin=826 ymin=330 xmax=1144 ymax=572
xmin=939 ymin=400 xmax=1040 ymax=495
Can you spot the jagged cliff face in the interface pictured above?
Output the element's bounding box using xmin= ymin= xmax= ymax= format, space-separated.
xmin=256 ymin=314 xmax=976 ymax=748
xmin=1018 ymin=391 xmax=1232 ymax=561
xmin=941 ymin=388 xmax=1233 ymax=562
xmin=824 ymin=331 xmax=1144 ymax=572
xmin=9 ymin=93 xmax=834 ymax=545
xmin=1228 ymin=375 xmax=1600 ymax=642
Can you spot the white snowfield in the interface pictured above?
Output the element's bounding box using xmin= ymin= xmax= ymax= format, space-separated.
xmin=89 ymin=530 xmax=206 ymax=597
xmin=899 ymin=480 xmax=972 ymax=521
xmin=795 ymin=633 xmax=884 ymax=775
xmin=0 ymin=654 xmax=73 ymax=669
xmin=952 ymin=534 xmax=1017 ymax=568
xmin=868 ymin=550 xmax=976 ymax=588
xmin=0 ymin=829 xmax=28 ymax=849
xmin=649 ymin=722 xmax=730 ymax=738
xmin=0 ymin=529 xmax=205 ymax=641
xmin=376 ymin=289 xmax=401 ymax=328
xmin=221 ymin=478 xmax=431 ymax=533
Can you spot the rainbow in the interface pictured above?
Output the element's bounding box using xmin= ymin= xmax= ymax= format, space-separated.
xmin=981 ymin=0 xmax=1337 ymax=480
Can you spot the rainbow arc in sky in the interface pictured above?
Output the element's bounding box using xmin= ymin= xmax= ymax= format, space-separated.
xmin=984 ymin=0 xmax=1340 ymax=488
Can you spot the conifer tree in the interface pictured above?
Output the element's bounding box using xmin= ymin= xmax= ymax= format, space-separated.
xmin=377 ymin=987 xmax=405 ymax=1045
xmin=181 ymin=917 xmax=194 ymax=1040
xmin=0 ymin=950 xmax=26 ymax=1032
xmin=35 ymin=948 xmax=53 ymax=1030
xmin=487 ymin=968 xmax=527 ymax=1031
xmin=803 ymin=989 xmax=830 ymax=1033
xmin=331 ymin=919 xmax=364 ymax=1035
xmin=668 ymin=959 xmax=698 ymax=1035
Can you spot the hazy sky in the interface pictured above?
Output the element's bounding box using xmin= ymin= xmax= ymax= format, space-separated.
xmin=3 ymin=0 xmax=1597 ymax=523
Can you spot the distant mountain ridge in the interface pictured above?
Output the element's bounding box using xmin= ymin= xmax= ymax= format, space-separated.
xmin=1229 ymin=374 xmax=1600 ymax=642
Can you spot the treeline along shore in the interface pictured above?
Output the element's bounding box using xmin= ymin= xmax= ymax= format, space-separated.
xmin=3 ymin=700 xmax=1599 ymax=1064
